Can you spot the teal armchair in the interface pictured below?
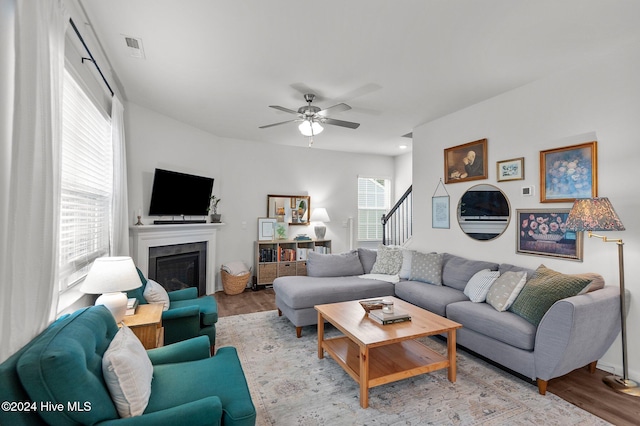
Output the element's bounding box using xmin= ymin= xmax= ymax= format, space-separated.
xmin=0 ymin=306 xmax=256 ymax=426
xmin=128 ymin=269 xmax=218 ymax=353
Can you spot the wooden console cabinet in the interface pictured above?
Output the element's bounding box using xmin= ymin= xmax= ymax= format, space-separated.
xmin=255 ymin=239 xmax=331 ymax=287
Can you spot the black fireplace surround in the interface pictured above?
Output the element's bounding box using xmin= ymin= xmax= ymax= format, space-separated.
xmin=148 ymin=242 xmax=207 ymax=296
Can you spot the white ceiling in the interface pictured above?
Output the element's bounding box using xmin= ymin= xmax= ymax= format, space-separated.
xmin=79 ymin=0 xmax=640 ymax=156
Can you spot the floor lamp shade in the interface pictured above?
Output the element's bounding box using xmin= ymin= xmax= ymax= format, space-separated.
xmin=80 ymin=256 xmax=142 ymax=322
xmin=310 ymin=208 xmax=330 ymax=240
xmin=566 ymin=198 xmax=638 ymax=396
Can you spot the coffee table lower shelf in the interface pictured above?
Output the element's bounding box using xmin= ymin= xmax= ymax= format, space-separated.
xmin=322 ymin=336 xmax=449 ymax=388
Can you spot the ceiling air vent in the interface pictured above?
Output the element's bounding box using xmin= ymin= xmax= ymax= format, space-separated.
xmin=123 ymin=35 xmax=145 ymax=59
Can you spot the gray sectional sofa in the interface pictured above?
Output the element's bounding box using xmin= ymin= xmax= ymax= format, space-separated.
xmin=273 ymin=248 xmax=621 ymax=395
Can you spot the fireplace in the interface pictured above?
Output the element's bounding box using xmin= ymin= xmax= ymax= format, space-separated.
xmin=148 ymin=242 xmax=207 ymax=296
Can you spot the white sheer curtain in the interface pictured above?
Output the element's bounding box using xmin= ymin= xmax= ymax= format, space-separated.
xmin=110 ymin=96 xmax=130 ymax=256
xmin=0 ymin=0 xmax=69 ymax=363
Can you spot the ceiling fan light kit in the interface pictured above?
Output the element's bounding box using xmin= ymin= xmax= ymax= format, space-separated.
xmin=260 ymin=93 xmax=360 ymax=144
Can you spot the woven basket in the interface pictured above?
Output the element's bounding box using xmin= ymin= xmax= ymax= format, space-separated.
xmin=221 ymin=269 xmax=250 ymax=295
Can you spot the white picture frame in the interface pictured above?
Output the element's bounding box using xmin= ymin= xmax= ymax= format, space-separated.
xmin=432 ymin=196 xmax=450 ymax=229
xmin=258 ymin=217 xmax=277 ymax=241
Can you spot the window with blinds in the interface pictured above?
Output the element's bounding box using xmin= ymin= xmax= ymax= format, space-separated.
xmin=357 ymin=177 xmax=390 ymax=241
xmin=58 ymin=69 xmax=113 ymax=291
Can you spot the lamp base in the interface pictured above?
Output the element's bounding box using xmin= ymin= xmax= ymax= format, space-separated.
xmin=95 ymin=292 xmax=128 ymax=323
xmin=603 ymin=375 xmax=640 ymax=397
xmin=314 ymin=225 xmax=326 ymax=240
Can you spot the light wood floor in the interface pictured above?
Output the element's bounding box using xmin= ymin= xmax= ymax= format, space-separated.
xmin=214 ymin=288 xmax=640 ymax=425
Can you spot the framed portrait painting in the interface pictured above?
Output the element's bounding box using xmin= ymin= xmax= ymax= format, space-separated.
xmin=540 ymin=141 xmax=597 ymax=203
xmin=444 ymin=138 xmax=488 ymax=184
xmin=497 ymin=157 xmax=524 ymax=182
xmin=516 ymin=209 xmax=583 ymax=261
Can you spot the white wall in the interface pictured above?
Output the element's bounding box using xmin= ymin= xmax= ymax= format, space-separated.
xmin=394 ymin=151 xmax=412 ymax=201
xmin=125 ymin=103 xmax=395 ymax=289
xmin=412 ymin=44 xmax=640 ymax=381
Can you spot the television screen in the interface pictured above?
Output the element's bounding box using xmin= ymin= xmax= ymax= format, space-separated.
xmin=148 ymin=169 xmax=214 ymax=216
xmin=460 ymin=190 xmax=509 ymax=217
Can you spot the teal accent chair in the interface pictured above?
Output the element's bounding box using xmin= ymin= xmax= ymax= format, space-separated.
xmin=0 ymin=306 xmax=256 ymax=426
xmin=127 ymin=269 xmax=218 ymax=353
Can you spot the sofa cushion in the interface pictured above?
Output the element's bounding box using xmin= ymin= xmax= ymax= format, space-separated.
xmin=144 ymin=278 xmax=170 ymax=311
xmin=17 ymin=306 xmax=120 ymax=425
xmin=509 ymin=265 xmax=592 ymax=326
xmin=399 ymin=249 xmax=414 ymax=279
xmin=102 ymin=325 xmax=153 ymax=417
xmin=574 ymin=272 xmax=605 ymax=293
xmin=447 ymin=301 xmax=537 ymax=351
xmin=410 ymin=252 xmax=444 ymax=285
xmin=170 ymin=296 xmax=219 ymax=326
xmin=307 ymin=250 xmax=364 ymax=277
xmin=273 ymin=276 xmax=394 ymax=309
xmin=370 ymin=245 xmax=404 ymax=275
xmin=498 ymin=263 xmax=536 ymax=278
xmin=394 ymin=280 xmax=468 ymax=317
xmin=357 ymin=248 xmax=378 ymax=274
xmin=463 ymin=270 xmax=500 ymax=302
xmin=486 ymin=271 xmax=527 ymax=312
xmin=441 ymin=254 xmax=499 ymax=291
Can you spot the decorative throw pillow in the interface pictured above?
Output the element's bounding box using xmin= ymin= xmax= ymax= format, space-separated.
xmin=463 ymin=269 xmax=500 ymax=303
xmin=486 ymin=271 xmax=527 ymax=312
xmin=143 ymin=279 xmax=170 ymax=311
xmin=370 ymin=245 xmax=404 ymax=275
xmin=102 ymin=325 xmax=153 ymax=418
xmin=307 ymin=250 xmax=364 ymax=277
xmin=573 ymin=272 xmax=605 ymax=294
xmin=398 ymin=249 xmax=414 ymax=280
xmin=509 ymin=265 xmax=592 ymax=326
xmin=410 ymin=252 xmax=444 ymax=285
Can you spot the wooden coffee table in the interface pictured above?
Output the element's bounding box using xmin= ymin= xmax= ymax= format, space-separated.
xmin=315 ymin=296 xmax=462 ymax=408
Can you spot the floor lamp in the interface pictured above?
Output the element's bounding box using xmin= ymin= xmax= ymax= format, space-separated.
xmin=566 ymin=197 xmax=639 ymax=396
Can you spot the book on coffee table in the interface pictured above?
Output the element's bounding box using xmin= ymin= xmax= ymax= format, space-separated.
xmin=368 ymin=309 xmax=411 ymax=325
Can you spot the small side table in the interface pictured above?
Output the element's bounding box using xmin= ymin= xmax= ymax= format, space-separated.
xmin=120 ymin=303 xmax=164 ymax=349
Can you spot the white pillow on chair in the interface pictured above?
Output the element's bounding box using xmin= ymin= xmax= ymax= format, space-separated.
xmin=102 ymin=325 xmax=153 ymax=417
xmin=143 ymin=279 xmax=170 ymax=311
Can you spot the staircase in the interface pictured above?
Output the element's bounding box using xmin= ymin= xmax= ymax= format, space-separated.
xmin=381 ymin=185 xmax=412 ymax=246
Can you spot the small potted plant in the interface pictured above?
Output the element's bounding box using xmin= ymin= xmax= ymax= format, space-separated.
xmin=208 ymin=195 xmax=222 ymax=223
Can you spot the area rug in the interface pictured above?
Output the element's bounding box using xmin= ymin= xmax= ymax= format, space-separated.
xmin=216 ymin=310 xmax=610 ymax=425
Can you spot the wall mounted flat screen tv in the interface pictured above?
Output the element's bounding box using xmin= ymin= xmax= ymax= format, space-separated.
xmin=148 ymin=169 xmax=214 ymax=216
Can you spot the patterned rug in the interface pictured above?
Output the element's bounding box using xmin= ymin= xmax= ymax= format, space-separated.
xmin=216 ymin=310 xmax=610 ymax=425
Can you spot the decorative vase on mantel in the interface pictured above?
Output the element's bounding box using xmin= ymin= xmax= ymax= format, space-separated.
xmin=210 ymin=214 xmax=222 ymax=223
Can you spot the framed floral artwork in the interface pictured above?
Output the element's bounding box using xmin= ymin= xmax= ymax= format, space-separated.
xmin=496 ymin=157 xmax=524 ymax=182
xmin=444 ymin=138 xmax=488 ymax=184
xmin=516 ymin=209 xmax=583 ymax=261
xmin=540 ymin=141 xmax=597 ymax=203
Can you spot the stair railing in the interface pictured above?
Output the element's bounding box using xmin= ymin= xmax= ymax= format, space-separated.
xmin=381 ymin=185 xmax=412 ymax=246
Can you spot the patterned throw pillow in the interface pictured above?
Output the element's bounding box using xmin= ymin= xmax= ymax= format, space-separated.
xmin=410 ymin=252 xmax=444 ymax=285
xmin=463 ymin=270 xmax=500 ymax=302
xmin=486 ymin=271 xmax=527 ymax=311
xmin=370 ymin=245 xmax=404 ymax=275
xmin=509 ymin=265 xmax=592 ymax=326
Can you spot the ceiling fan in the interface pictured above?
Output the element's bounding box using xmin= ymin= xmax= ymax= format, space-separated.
xmin=259 ymin=94 xmax=360 ymax=138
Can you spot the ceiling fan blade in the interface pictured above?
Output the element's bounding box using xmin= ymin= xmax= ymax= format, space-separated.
xmin=269 ymin=105 xmax=299 ymax=115
xmin=317 ymin=103 xmax=351 ymax=117
xmin=322 ymin=117 xmax=360 ymax=129
xmin=259 ymin=119 xmax=300 ymax=129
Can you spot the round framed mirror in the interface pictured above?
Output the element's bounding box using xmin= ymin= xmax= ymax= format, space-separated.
xmin=457 ymin=184 xmax=510 ymax=241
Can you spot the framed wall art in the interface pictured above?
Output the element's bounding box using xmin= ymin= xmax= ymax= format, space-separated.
xmin=258 ymin=217 xmax=277 ymax=241
xmin=432 ymin=196 xmax=450 ymax=229
xmin=496 ymin=157 xmax=524 ymax=182
xmin=540 ymin=141 xmax=597 ymax=203
xmin=516 ymin=209 xmax=583 ymax=261
xmin=444 ymin=138 xmax=488 ymax=184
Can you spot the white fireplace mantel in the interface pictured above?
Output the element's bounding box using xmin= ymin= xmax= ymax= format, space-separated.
xmin=130 ymin=223 xmax=225 ymax=295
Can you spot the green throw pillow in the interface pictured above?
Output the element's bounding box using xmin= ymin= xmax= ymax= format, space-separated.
xmin=509 ymin=265 xmax=592 ymax=326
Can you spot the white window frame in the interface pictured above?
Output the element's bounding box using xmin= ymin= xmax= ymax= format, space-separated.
xmin=58 ymin=67 xmax=113 ymax=294
xmin=357 ymin=176 xmax=391 ymax=242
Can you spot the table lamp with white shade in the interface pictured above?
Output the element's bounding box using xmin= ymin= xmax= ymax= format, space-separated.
xmin=310 ymin=208 xmax=330 ymax=240
xmin=80 ymin=256 xmax=142 ymax=323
